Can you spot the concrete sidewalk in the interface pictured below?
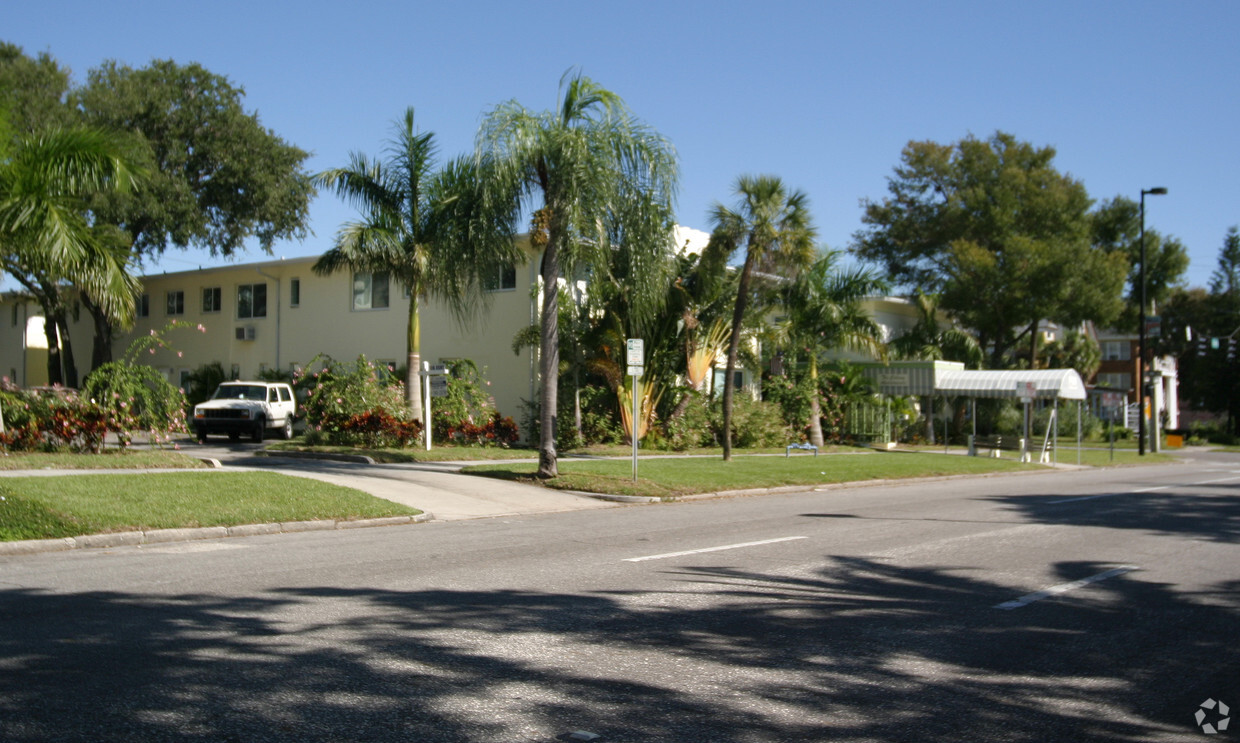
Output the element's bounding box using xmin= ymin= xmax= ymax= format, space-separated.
xmin=230 ymin=458 xmax=619 ymax=521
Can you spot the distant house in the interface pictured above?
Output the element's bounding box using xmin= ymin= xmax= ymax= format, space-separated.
xmin=1092 ymin=327 xmax=1179 ymax=430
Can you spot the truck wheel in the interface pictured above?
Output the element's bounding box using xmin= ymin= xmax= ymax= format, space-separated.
xmin=280 ymin=418 xmax=293 ymax=440
xmin=252 ymin=418 xmax=265 ymax=443
xmin=196 ymin=427 xmax=208 ymax=444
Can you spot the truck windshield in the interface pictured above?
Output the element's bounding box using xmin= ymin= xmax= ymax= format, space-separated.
xmin=212 ymin=385 xmax=268 ymax=401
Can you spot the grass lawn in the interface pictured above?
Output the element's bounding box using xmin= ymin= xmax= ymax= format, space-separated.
xmin=0 ymin=449 xmax=208 ymax=470
xmin=263 ymin=441 xmax=538 ymax=463
xmin=0 ymin=471 xmax=420 ymax=542
xmin=464 ymin=450 xmax=1042 ymax=499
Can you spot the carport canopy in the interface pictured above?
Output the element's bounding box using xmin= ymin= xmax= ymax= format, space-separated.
xmin=934 ymin=368 xmax=1087 ymax=401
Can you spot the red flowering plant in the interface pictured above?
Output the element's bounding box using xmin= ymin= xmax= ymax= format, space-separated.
xmin=0 ymin=381 xmax=123 ymax=453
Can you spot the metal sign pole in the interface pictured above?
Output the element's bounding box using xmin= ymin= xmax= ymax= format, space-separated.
xmin=626 ymin=339 xmax=644 ymax=482
xmin=423 ymin=362 xmax=432 ymax=451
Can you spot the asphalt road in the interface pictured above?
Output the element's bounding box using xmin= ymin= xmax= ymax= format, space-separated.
xmin=1 ymin=451 xmax=1237 ymax=742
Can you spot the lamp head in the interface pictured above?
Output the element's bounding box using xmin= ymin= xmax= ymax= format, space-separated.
xmin=1144 ymin=187 xmax=1168 ymax=196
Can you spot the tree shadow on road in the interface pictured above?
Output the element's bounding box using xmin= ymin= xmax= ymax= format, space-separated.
xmin=0 ymin=553 xmax=1234 ymax=741
xmin=986 ymin=483 xmax=1240 ymax=543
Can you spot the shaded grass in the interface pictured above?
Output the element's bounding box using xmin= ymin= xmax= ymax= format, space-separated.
xmin=464 ymin=451 xmax=1041 ymax=499
xmin=0 ymin=472 xmax=420 ymax=541
xmin=0 ymin=450 xmax=208 ymax=470
xmin=263 ymin=441 xmax=537 ymax=463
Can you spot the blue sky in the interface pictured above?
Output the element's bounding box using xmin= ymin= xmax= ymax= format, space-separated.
xmin=4 ymin=0 xmax=1237 ymax=289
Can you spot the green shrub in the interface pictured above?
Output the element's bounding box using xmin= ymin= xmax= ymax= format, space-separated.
xmin=725 ymin=396 xmax=793 ymax=448
xmin=656 ymin=391 xmax=717 ymax=451
xmin=1033 ymin=405 xmax=1104 ymax=439
xmin=298 ymin=355 xmax=419 ymax=447
xmin=78 ymin=321 xmax=194 ymax=446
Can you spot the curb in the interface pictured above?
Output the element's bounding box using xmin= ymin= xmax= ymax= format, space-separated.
xmin=0 ymin=512 xmax=433 ymax=556
xmin=254 ymin=450 xmax=377 ymax=464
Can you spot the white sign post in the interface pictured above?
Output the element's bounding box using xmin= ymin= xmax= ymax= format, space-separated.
xmin=421 ymin=363 xmax=448 ymax=451
xmin=627 ymin=339 xmax=644 ymax=481
xmin=1017 ymin=382 xmax=1036 ymax=463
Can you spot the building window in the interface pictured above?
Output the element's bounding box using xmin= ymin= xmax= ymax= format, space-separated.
xmin=179 ymin=370 xmax=191 ymax=391
xmin=483 ymin=263 xmax=517 ymax=292
xmin=237 ymin=283 xmax=267 ymax=319
xmin=230 ymin=363 xmax=241 ymax=380
xmin=290 ymin=278 xmax=300 ymax=307
xmin=1101 ymin=341 xmax=1131 ymax=361
xmin=137 ymin=293 xmax=150 ymax=318
xmin=352 ymin=271 xmax=389 ymax=310
xmin=166 ymin=290 xmax=185 ymax=316
xmin=202 ymin=287 xmax=222 ymax=314
xmin=10 ymin=303 xmax=17 ymax=327
xmin=1096 ymin=372 xmax=1132 ymax=390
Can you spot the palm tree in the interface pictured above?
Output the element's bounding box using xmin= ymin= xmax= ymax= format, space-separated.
xmin=478 ymin=70 xmax=678 ymax=478
xmin=313 ymin=108 xmax=521 ymax=419
xmin=769 ymin=250 xmax=887 ymax=447
xmin=709 ymin=175 xmax=816 ymax=461
xmin=0 ymin=124 xmax=140 ymax=385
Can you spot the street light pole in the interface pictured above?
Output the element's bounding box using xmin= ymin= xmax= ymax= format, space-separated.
xmin=1137 ymin=186 xmax=1167 ymax=456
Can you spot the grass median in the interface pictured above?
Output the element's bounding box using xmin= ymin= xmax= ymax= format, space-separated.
xmin=0 ymin=450 xmax=208 ymax=470
xmin=463 ymin=450 xmax=1043 ymax=499
xmin=0 ymin=471 xmax=420 ymax=542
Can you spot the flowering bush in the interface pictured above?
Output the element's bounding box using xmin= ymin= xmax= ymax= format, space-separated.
xmin=298 ymin=355 xmax=420 ymax=447
xmin=79 ymin=321 xmax=196 ymax=446
xmin=0 ymin=382 xmax=124 ymax=453
xmin=432 ymin=410 xmax=519 ymax=447
xmin=427 ymin=360 xmax=518 ymax=447
xmin=336 ymin=409 xmax=423 ymax=449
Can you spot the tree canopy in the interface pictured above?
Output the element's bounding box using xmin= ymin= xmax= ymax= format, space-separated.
xmin=75 ymin=59 xmax=313 ymax=259
xmin=709 ymin=174 xmax=817 ymax=460
xmin=852 ymin=132 xmax=1128 ymax=367
xmin=313 ymin=108 xmax=521 ymax=417
xmin=478 ymin=70 xmax=679 ymax=477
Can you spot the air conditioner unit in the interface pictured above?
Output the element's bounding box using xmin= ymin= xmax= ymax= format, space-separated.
xmin=235 ymin=326 xmax=256 ymax=341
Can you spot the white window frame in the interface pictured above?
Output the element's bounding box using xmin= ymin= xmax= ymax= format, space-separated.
xmin=237 ymin=283 xmax=268 ymax=319
xmin=202 ymin=286 xmax=222 ymax=314
xmin=352 ymin=271 xmax=390 ymax=311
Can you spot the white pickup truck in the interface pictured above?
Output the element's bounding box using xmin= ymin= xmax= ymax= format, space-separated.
xmin=192 ymin=381 xmax=296 ymax=443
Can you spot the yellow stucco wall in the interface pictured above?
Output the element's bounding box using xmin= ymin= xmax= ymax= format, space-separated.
xmin=1 ymin=247 xmax=539 ymax=422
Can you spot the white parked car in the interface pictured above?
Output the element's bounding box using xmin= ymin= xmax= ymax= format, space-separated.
xmin=192 ymin=381 xmax=296 ymax=443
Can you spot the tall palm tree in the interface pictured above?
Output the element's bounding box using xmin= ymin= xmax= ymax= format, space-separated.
xmin=0 ymin=124 xmax=140 ymax=385
xmin=769 ymin=250 xmax=887 ymax=447
xmin=478 ymin=70 xmax=678 ymax=477
xmin=709 ymin=175 xmax=816 ymax=461
xmin=313 ymin=108 xmax=521 ymax=418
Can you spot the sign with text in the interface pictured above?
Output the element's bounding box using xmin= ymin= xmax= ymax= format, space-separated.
xmin=626 ymin=338 xmax=644 ymax=368
xmin=1018 ymin=382 xmax=1037 ymax=402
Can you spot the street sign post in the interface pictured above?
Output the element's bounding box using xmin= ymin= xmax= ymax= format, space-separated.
xmin=627 ymin=339 xmax=643 ymax=481
xmin=1017 ymin=382 xmax=1036 ymax=463
xmin=421 ymin=362 xmax=449 ymax=450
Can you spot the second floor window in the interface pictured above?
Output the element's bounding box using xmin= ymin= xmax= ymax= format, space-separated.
xmin=202 ymin=287 xmax=222 ymax=313
xmin=353 ymin=271 xmax=389 ymax=310
xmin=1101 ymin=341 xmax=1131 ymax=361
xmin=237 ymin=283 xmax=267 ymax=319
xmin=167 ymin=290 xmax=185 ymax=315
xmin=290 ymin=278 xmax=301 ymax=307
xmin=137 ymin=293 xmax=150 ymax=318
